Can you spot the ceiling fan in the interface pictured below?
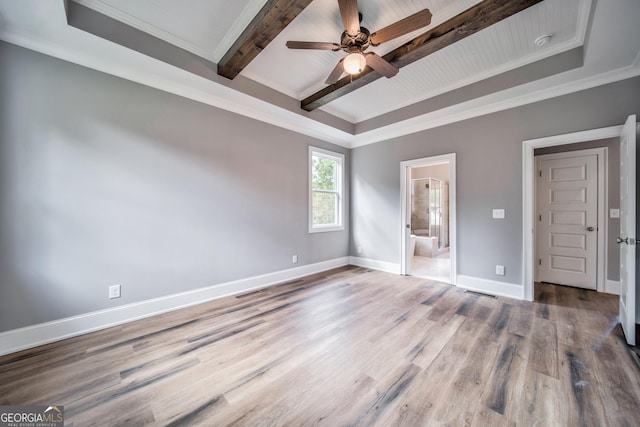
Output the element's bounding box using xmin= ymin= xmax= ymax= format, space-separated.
xmin=286 ymin=0 xmax=432 ymax=85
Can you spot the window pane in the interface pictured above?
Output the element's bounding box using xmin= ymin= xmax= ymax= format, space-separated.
xmin=309 ymin=147 xmax=343 ymax=232
xmin=312 ymin=156 xmax=336 ymax=191
xmin=312 ymin=191 xmax=337 ymax=226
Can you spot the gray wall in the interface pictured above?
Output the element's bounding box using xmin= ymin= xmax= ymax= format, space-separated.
xmin=350 ymin=77 xmax=640 ymax=288
xmin=0 ymin=42 xmax=349 ymax=332
xmin=535 ymin=138 xmax=620 ymax=281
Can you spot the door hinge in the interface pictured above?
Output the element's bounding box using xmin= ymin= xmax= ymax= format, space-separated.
xmin=538 ymin=259 xmax=542 ymax=266
xmin=538 ymin=214 xmax=542 ymax=221
xmin=539 ymin=170 xmax=542 ymax=177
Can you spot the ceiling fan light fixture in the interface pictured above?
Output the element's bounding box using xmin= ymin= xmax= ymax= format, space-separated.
xmin=343 ymin=52 xmax=366 ymax=75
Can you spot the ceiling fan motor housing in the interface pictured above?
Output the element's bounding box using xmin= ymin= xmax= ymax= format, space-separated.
xmin=341 ymin=27 xmax=370 ymax=52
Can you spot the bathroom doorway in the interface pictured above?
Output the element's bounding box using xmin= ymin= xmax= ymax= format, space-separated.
xmin=400 ymin=154 xmax=456 ymax=285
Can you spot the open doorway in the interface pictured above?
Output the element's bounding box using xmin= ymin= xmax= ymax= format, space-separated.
xmin=524 ymin=117 xmax=637 ymax=347
xmin=534 ymin=146 xmax=610 ymax=292
xmin=401 ymin=154 xmax=456 ymax=285
xmin=522 ymin=124 xmax=632 ymax=299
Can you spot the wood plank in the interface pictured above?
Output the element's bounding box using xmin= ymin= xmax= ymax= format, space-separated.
xmin=481 ymin=333 xmax=529 ymax=417
xmin=430 ymin=324 xmax=501 ymax=425
xmin=507 ymin=301 xmax=534 ymax=337
xmin=487 ymin=302 xmax=514 ymax=341
xmin=381 ymin=319 xmax=491 ymax=424
xmin=590 ymin=341 xmax=640 ymax=425
xmin=534 ymin=281 xmax=558 ymax=320
xmin=301 ymin=0 xmax=544 ymax=111
xmin=472 ymin=405 xmax=517 ymax=427
xmin=557 ymin=342 xmax=608 ymax=427
xmin=407 ymin=313 xmax=465 ymax=369
xmin=515 ymin=369 xmax=566 ymax=425
xmin=340 ymin=363 xmax=423 ymax=426
xmin=528 ymin=316 xmax=559 ymax=379
xmin=217 ymin=0 xmax=313 ymax=80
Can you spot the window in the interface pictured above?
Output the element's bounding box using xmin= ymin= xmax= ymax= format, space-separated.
xmin=309 ymin=146 xmax=344 ymax=233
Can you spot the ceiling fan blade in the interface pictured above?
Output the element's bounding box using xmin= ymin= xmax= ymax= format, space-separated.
xmin=370 ymin=9 xmax=432 ymax=45
xmin=286 ymin=41 xmax=342 ymax=50
xmin=365 ymin=52 xmax=398 ymax=78
xmin=338 ymin=0 xmax=360 ymax=36
xmin=325 ymin=58 xmax=345 ymax=85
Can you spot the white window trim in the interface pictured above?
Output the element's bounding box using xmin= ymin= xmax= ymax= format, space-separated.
xmin=309 ymin=146 xmax=344 ymax=233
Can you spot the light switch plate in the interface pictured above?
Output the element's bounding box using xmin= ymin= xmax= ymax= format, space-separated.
xmin=492 ymin=209 xmax=505 ymax=219
xmin=610 ymin=208 xmax=620 ymax=218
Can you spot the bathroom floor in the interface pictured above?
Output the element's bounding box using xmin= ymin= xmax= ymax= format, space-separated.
xmin=411 ymin=249 xmax=450 ymax=283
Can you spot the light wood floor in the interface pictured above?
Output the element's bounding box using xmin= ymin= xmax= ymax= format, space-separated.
xmin=1 ymin=266 xmax=639 ymax=426
xmin=411 ymin=253 xmax=450 ymax=283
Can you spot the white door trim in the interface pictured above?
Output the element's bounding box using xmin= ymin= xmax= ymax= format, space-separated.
xmin=523 ymin=125 xmax=622 ymax=301
xmin=618 ymin=115 xmax=637 ymax=346
xmin=534 ymin=148 xmax=608 ymax=292
xmin=400 ymin=153 xmax=457 ymax=285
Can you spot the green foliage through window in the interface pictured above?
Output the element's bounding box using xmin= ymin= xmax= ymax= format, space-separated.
xmin=312 ymin=191 xmax=337 ymax=226
xmin=312 ymin=157 xmax=336 ymax=191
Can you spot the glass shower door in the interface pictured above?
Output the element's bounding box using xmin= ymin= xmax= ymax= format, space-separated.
xmin=429 ymin=179 xmax=441 ymax=247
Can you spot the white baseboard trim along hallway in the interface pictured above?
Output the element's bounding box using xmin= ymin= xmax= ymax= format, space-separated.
xmin=0 ymin=257 xmax=350 ymax=356
xmin=456 ymin=275 xmax=524 ymax=300
xmin=348 ymin=256 xmax=402 ymax=274
xmin=349 ymin=257 xmax=524 ymax=300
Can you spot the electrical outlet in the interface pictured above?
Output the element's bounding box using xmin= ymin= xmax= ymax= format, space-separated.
xmin=357 ymin=246 xmax=362 ymax=254
xmin=292 ymin=255 xmax=298 ymax=264
xmin=492 ymin=209 xmax=505 ymax=219
xmin=495 ymin=265 xmax=505 ymax=276
xmin=109 ymin=285 xmax=121 ymax=299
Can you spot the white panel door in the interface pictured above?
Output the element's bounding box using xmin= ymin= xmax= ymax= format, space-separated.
xmin=537 ymin=153 xmax=598 ymax=289
xmin=618 ymin=115 xmax=636 ymax=346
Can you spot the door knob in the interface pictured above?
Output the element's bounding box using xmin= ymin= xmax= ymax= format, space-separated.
xmin=617 ymin=237 xmax=628 ymax=244
xmin=586 ymin=226 xmax=595 ymax=231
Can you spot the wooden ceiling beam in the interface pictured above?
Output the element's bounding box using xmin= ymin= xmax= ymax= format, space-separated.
xmin=218 ymin=0 xmax=313 ymax=80
xmin=301 ymin=0 xmax=544 ymax=112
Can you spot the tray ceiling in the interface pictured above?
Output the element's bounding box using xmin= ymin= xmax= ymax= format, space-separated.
xmin=1 ymin=0 xmax=639 ymax=147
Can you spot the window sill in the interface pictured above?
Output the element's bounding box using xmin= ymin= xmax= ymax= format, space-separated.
xmin=309 ymin=225 xmax=344 ymax=233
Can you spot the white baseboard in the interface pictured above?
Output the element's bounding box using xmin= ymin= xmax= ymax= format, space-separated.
xmin=349 ymin=256 xmax=401 ymax=274
xmin=0 ymin=257 xmax=350 ymax=357
xmin=456 ymin=275 xmax=524 ymax=300
xmin=606 ymin=280 xmax=620 ymax=295
xmin=347 ymin=259 xmax=524 ymax=301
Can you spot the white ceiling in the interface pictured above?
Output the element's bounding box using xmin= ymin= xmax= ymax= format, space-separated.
xmin=246 ymin=0 xmax=585 ymax=122
xmin=72 ymin=0 xmax=266 ymax=63
xmin=0 ymin=0 xmax=639 ymax=147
